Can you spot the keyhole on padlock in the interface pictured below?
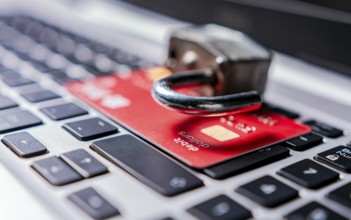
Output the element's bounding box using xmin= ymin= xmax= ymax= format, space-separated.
xmin=181 ymin=50 xmax=198 ymax=69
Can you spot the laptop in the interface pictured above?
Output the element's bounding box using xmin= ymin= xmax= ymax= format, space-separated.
xmin=0 ymin=0 xmax=350 ymax=219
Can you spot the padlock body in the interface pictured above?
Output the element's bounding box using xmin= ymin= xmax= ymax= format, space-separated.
xmin=166 ymin=24 xmax=272 ymax=95
xmin=219 ymin=60 xmax=270 ymax=95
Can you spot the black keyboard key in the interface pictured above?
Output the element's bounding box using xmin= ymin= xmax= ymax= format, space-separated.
xmin=30 ymin=61 xmax=52 ymax=72
xmin=45 ymin=70 xmax=76 ymax=85
xmin=304 ymin=120 xmax=343 ymax=138
xmin=315 ymin=146 xmax=351 ymax=173
xmin=187 ymin=194 xmax=251 ymax=220
xmin=2 ymin=75 xmax=35 ymax=87
xmin=40 ymin=103 xmax=88 ymax=120
xmin=286 ymin=202 xmax=348 ymax=220
xmin=236 ymin=175 xmax=298 ymax=207
xmin=2 ymin=132 xmax=47 ymax=157
xmin=68 ymin=187 xmax=120 ymax=219
xmin=0 ymin=70 xmax=21 ymax=78
xmin=32 ymin=156 xmax=82 ymax=186
xmin=0 ymin=65 xmax=9 ymax=72
xmin=61 ymin=149 xmax=108 ymax=178
xmin=278 ymin=159 xmax=339 ymax=189
xmin=63 ymin=118 xmax=117 ymax=141
xmin=271 ymin=107 xmax=300 ymax=119
xmin=0 ymin=95 xmax=18 ymax=110
xmin=91 ymin=135 xmax=203 ymax=196
xmin=21 ymin=89 xmax=61 ymax=103
xmin=0 ymin=110 xmax=42 ymax=134
xmin=284 ymin=133 xmax=323 ymax=151
xmin=327 ymin=182 xmax=351 ymax=209
xmin=51 ymin=74 xmax=75 ymax=85
xmin=204 ymin=145 xmax=290 ymax=179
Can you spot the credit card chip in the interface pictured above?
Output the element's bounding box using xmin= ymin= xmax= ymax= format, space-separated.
xmin=201 ymin=125 xmax=240 ymax=142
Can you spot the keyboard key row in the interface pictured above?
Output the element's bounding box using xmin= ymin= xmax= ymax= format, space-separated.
xmin=32 ymin=156 xmax=83 ymax=186
xmin=0 ymin=15 xmax=149 ymax=80
xmin=32 ymin=149 xmax=108 ymax=186
xmin=203 ymin=132 xmax=327 ymax=180
xmin=187 ymin=178 xmax=350 ymax=220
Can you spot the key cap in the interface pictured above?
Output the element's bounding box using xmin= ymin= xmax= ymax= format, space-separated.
xmin=51 ymin=73 xmax=75 ymax=85
xmin=285 ymin=201 xmax=348 ymax=220
xmin=21 ymin=89 xmax=61 ymax=103
xmin=327 ymin=182 xmax=351 ymax=209
xmin=40 ymin=103 xmax=88 ymax=120
xmin=91 ymin=135 xmax=203 ymax=197
xmin=32 ymin=156 xmax=82 ymax=186
xmin=68 ymin=187 xmax=120 ymax=219
xmin=0 ymin=95 xmax=18 ymax=110
xmin=270 ymin=107 xmax=300 ymax=119
xmin=2 ymin=132 xmax=47 ymax=157
xmin=2 ymin=75 xmax=35 ymax=87
xmin=315 ymin=146 xmax=351 ymax=173
xmin=204 ymin=145 xmax=290 ymax=179
xmin=278 ymin=159 xmax=339 ymax=189
xmin=0 ymin=65 xmax=9 ymax=72
xmin=61 ymin=149 xmax=108 ymax=178
xmin=187 ymin=194 xmax=251 ymax=220
xmin=46 ymin=70 xmax=75 ymax=85
xmin=236 ymin=175 xmax=298 ymax=207
xmin=63 ymin=118 xmax=117 ymax=141
xmin=0 ymin=110 xmax=42 ymax=134
xmin=284 ymin=133 xmax=323 ymax=151
xmin=159 ymin=217 xmax=174 ymax=220
xmin=0 ymin=70 xmax=21 ymax=78
xmin=304 ymin=120 xmax=343 ymax=138
xmin=31 ymin=61 xmax=53 ymax=72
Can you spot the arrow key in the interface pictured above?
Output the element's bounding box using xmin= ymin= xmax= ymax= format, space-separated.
xmin=2 ymin=131 xmax=47 ymax=157
xmin=286 ymin=202 xmax=348 ymax=220
xmin=61 ymin=149 xmax=108 ymax=178
xmin=236 ymin=175 xmax=298 ymax=207
xmin=278 ymin=159 xmax=339 ymax=189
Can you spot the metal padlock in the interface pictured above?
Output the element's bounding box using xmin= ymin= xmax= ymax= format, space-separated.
xmin=152 ymin=24 xmax=272 ymax=116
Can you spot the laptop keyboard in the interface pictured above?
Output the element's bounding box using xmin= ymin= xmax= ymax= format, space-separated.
xmin=0 ymin=15 xmax=350 ymax=220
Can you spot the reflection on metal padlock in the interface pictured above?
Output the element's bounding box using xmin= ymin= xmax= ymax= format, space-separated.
xmin=152 ymin=24 xmax=272 ymax=116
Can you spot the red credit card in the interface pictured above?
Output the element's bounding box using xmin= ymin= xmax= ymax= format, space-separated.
xmin=66 ymin=68 xmax=310 ymax=168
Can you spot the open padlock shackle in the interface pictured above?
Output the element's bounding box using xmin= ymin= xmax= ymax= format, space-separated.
xmin=152 ymin=24 xmax=272 ymax=116
xmin=152 ymin=68 xmax=261 ymax=116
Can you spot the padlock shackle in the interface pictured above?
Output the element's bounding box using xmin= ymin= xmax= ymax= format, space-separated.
xmin=151 ymin=69 xmax=262 ymax=116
